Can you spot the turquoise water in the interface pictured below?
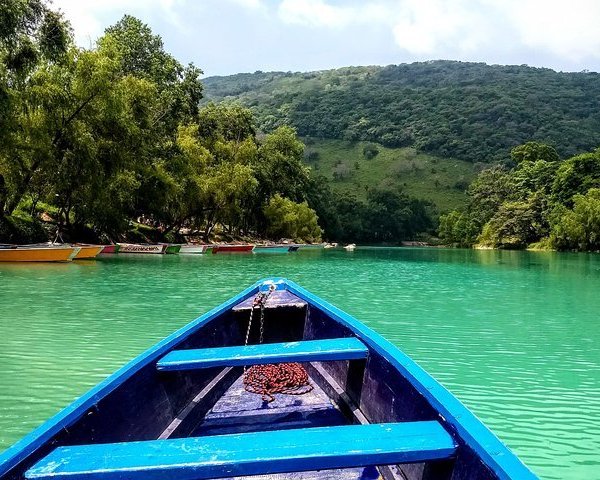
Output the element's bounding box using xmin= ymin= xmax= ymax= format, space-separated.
xmin=1 ymin=248 xmax=599 ymax=479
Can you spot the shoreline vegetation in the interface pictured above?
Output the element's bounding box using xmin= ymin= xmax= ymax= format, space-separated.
xmin=439 ymin=143 xmax=600 ymax=252
xmin=1 ymin=3 xmax=599 ymax=252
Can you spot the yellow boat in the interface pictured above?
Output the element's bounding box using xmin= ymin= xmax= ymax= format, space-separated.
xmin=0 ymin=245 xmax=78 ymax=262
xmin=73 ymin=245 xmax=104 ymax=259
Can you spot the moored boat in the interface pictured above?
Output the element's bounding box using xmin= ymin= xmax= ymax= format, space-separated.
xmin=116 ymin=243 xmax=167 ymax=254
xmin=254 ymin=244 xmax=292 ymax=253
xmin=179 ymin=244 xmax=209 ymax=254
xmin=161 ymin=244 xmax=182 ymax=254
xmin=73 ymin=245 xmax=104 ymax=259
xmin=100 ymin=244 xmax=120 ymax=254
xmin=0 ymin=278 xmax=536 ymax=480
xmin=0 ymin=245 xmax=78 ymax=262
xmin=212 ymin=244 xmax=254 ymax=253
xmin=344 ymin=243 xmax=356 ymax=251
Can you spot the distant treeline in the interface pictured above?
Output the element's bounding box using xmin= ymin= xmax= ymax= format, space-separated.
xmin=203 ymin=62 xmax=600 ymax=164
xmin=439 ymin=142 xmax=600 ymax=251
xmin=0 ymin=3 xmax=432 ymax=244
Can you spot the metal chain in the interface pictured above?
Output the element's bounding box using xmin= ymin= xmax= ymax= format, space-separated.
xmin=244 ymin=284 xmax=275 ymax=348
xmin=242 ymin=284 xmax=313 ymax=403
xmin=259 ymin=300 xmax=265 ymax=344
xmin=258 ymin=284 xmax=274 ymax=344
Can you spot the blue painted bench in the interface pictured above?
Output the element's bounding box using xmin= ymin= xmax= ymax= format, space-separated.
xmin=156 ymin=338 xmax=369 ymax=371
xmin=25 ymin=421 xmax=457 ymax=480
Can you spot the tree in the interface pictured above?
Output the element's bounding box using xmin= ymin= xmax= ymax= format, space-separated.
xmin=466 ymin=165 xmax=515 ymax=227
xmin=550 ymin=188 xmax=600 ymax=251
xmin=0 ymin=0 xmax=70 ymax=75
xmin=439 ymin=210 xmax=479 ymax=247
xmin=510 ymin=142 xmax=559 ymax=165
xmin=1 ymin=38 xmax=158 ymax=235
xmin=258 ymin=126 xmax=309 ymax=198
xmin=366 ymin=187 xmax=432 ymax=242
xmin=264 ymin=194 xmax=322 ymax=242
xmin=0 ymin=0 xmax=71 ymax=218
xmin=101 ymin=15 xmax=203 ymax=124
xmin=478 ymin=198 xmax=545 ymax=249
xmin=552 ymin=150 xmax=600 ymax=206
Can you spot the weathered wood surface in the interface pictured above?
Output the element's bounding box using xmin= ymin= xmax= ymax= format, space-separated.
xmin=26 ymin=422 xmax=457 ymax=480
xmin=194 ymin=374 xmax=346 ymax=436
xmin=211 ymin=466 xmax=380 ymax=480
xmin=157 ymin=338 xmax=368 ymax=371
xmin=232 ymin=290 xmax=307 ymax=311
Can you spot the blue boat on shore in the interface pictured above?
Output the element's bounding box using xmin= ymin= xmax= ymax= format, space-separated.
xmin=0 ymin=278 xmax=536 ymax=480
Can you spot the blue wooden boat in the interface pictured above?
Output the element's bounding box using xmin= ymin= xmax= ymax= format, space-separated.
xmin=253 ymin=245 xmax=293 ymax=254
xmin=0 ymin=278 xmax=537 ymax=480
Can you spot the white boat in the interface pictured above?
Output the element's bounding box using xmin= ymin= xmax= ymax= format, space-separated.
xmin=116 ymin=243 xmax=166 ymax=254
xmin=344 ymin=244 xmax=356 ymax=251
xmin=179 ymin=244 xmax=209 ymax=254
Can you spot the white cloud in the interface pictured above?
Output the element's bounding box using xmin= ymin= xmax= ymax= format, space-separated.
xmin=228 ymin=0 xmax=265 ymax=9
xmin=53 ymin=0 xmax=600 ymax=72
xmin=392 ymin=0 xmax=488 ymax=55
xmin=277 ymin=0 xmax=600 ymax=64
xmin=53 ymin=0 xmax=186 ymax=46
xmin=278 ymin=0 xmax=388 ymax=29
xmin=503 ymin=0 xmax=600 ymax=61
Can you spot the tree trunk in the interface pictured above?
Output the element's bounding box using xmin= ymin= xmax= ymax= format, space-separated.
xmin=0 ymin=174 xmax=6 ymax=217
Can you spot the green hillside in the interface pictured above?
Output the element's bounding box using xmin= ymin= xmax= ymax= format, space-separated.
xmin=303 ymin=138 xmax=473 ymax=212
xmin=203 ymin=61 xmax=600 ymax=164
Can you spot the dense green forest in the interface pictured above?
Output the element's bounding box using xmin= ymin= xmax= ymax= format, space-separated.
xmin=439 ymin=142 xmax=600 ymax=251
xmin=0 ymin=1 xmax=431 ymax=245
xmin=203 ymin=64 xmax=600 ymax=164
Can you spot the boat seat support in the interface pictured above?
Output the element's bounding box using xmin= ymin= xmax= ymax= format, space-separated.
xmin=156 ymin=338 xmax=368 ymax=371
xmin=25 ymin=421 xmax=457 ymax=480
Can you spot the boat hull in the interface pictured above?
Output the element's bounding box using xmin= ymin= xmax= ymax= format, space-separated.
xmin=163 ymin=244 xmax=181 ymax=254
xmin=116 ymin=243 xmax=166 ymax=254
xmin=254 ymin=245 xmax=291 ymax=253
xmin=0 ymin=278 xmax=537 ymax=480
xmin=100 ymin=245 xmax=120 ymax=254
xmin=0 ymin=246 xmax=76 ymax=262
xmin=179 ymin=244 xmax=208 ymax=254
xmin=212 ymin=244 xmax=254 ymax=253
xmin=73 ymin=245 xmax=103 ymax=259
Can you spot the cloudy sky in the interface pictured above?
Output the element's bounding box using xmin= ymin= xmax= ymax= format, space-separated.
xmin=52 ymin=0 xmax=600 ymax=77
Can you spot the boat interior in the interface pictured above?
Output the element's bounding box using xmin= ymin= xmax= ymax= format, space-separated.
xmin=9 ymin=287 xmax=503 ymax=480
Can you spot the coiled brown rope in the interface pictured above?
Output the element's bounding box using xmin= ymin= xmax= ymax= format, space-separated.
xmin=243 ymin=362 xmax=313 ymax=402
xmin=242 ymin=284 xmax=313 ymax=402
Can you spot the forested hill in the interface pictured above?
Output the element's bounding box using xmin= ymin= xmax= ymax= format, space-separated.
xmin=203 ymin=61 xmax=600 ymax=164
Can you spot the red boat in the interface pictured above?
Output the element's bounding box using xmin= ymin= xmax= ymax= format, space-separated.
xmin=100 ymin=245 xmax=120 ymax=254
xmin=212 ymin=244 xmax=254 ymax=254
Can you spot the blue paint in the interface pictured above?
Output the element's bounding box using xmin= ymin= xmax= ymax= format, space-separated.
xmin=157 ymin=338 xmax=368 ymax=371
xmin=283 ymin=279 xmax=538 ymax=480
xmin=25 ymin=422 xmax=456 ymax=480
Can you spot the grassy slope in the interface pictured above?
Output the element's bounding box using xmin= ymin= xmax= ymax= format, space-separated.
xmin=304 ymin=138 xmax=474 ymax=212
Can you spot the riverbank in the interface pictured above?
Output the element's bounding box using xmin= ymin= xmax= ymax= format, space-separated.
xmin=0 ymin=211 xmax=292 ymax=247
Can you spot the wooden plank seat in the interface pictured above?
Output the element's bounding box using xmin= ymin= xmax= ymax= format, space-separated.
xmin=25 ymin=421 xmax=457 ymax=480
xmin=156 ymin=338 xmax=369 ymax=372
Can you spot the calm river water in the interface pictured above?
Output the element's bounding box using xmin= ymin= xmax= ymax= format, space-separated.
xmin=1 ymin=248 xmax=599 ymax=479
